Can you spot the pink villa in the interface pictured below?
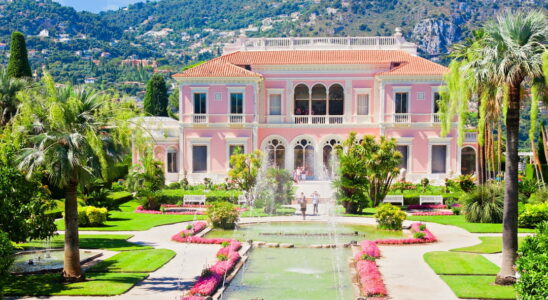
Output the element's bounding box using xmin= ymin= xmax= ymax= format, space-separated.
xmin=137 ymin=29 xmax=478 ymax=184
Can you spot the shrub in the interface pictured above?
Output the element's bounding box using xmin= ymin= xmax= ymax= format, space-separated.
xmin=457 ymin=175 xmax=476 ymax=193
xmin=374 ymin=203 xmax=406 ymax=230
xmin=528 ymin=187 xmax=548 ymax=204
xmin=254 ymin=168 xmax=295 ymax=214
xmin=516 ymin=221 xmax=548 ymax=299
xmin=0 ymin=230 xmax=14 ymax=298
xmin=519 ymin=179 xmax=539 ymax=199
xmin=76 ymin=206 xmax=108 ymax=227
xmin=451 ymin=206 xmax=461 ymax=215
xmin=444 ymin=178 xmax=460 ymax=193
xmin=462 ymin=185 xmax=503 ymax=223
xmin=84 ymin=188 xmax=117 ymax=210
xmin=418 ymin=224 xmax=426 ymax=231
xmin=139 ymin=191 xmax=163 ymax=211
xmin=110 ymin=181 xmax=125 ymax=192
xmin=420 ymin=178 xmax=430 ymax=191
xmin=167 ymin=182 xmax=181 ymax=189
xmin=518 ymin=203 xmax=548 ymax=228
xmin=413 ymin=232 xmax=426 ymax=239
xmin=207 ymin=202 xmax=239 ymax=229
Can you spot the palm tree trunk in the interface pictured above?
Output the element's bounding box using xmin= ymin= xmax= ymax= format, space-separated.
xmin=496 ymin=82 xmax=520 ymax=285
xmin=62 ymin=179 xmax=84 ymax=282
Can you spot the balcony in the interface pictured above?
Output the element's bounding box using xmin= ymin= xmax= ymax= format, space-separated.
xmin=386 ymin=113 xmax=445 ymax=124
xmin=464 ymin=131 xmax=477 ymax=142
xmin=184 ymin=114 xmax=255 ymax=125
xmin=293 ymin=115 xmax=345 ymax=125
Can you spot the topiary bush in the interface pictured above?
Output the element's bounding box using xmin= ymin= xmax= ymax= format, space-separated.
xmin=0 ymin=230 xmax=15 ymax=298
xmin=207 ymin=202 xmax=239 ymax=230
xmin=462 ymin=184 xmax=503 ymax=223
xmin=518 ymin=203 xmax=548 ymax=228
xmin=75 ymin=206 xmax=108 ymax=227
xmin=516 ymin=221 xmax=548 ymax=299
xmin=374 ymin=203 xmax=406 ymax=230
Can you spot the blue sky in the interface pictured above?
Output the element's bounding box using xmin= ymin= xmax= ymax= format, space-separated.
xmin=54 ymin=0 xmax=144 ymax=13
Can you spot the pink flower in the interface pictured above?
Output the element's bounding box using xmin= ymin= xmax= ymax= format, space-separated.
xmin=356 ymin=260 xmax=387 ymax=296
xmin=407 ymin=204 xmax=447 ymax=210
xmin=374 ymin=223 xmax=437 ymax=245
xmin=182 ymin=296 xmax=205 ymax=300
xmin=189 ymin=273 xmax=221 ymax=296
xmin=411 ymin=211 xmax=453 ymax=216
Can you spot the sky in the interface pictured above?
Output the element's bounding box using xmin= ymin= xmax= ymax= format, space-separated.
xmin=54 ymin=0 xmax=145 ymax=13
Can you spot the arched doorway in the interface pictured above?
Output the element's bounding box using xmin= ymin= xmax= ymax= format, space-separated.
xmin=461 ymin=146 xmax=477 ymax=175
xmin=311 ymin=84 xmax=327 ymax=115
xmin=265 ymin=138 xmax=286 ymax=168
xmin=294 ymin=84 xmax=309 ymax=115
xmin=328 ymin=84 xmax=344 ymax=115
xmin=294 ymin=138 xmax=315 ymax=179
xmin=323 ymin=138 xmax=341 ymax=179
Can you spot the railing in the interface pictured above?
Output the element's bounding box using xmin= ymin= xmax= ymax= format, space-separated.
xmin=229 ymin=114 xmax=244 ymax=124
xmin=223 ymin=33 xmax=418 ymax=55
xmin=393 ymin=113 xmax=411 ymax=123
xmin=464 ymin=132 xmax=477 ymax=142
xmin=292 ymin=115 xmax=345 ymax=124
xmin=192 ymin=114 xmax=208 ymax=124
xmin=432 ymin=113 xmax=442 ymax=123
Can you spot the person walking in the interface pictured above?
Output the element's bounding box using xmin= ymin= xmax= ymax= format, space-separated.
xmin=298 ymin=192 xmax=307 ymax=220
xmin=312 ymin=191 xmax=319 ymax=215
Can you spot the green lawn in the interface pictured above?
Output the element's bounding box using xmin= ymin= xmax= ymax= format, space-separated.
xmin=5 ymin=272 xmax=148 ymax=296
xmin=240 ymin=207 xmax=297 ymax=217
xmin=450 ymin=236 xmax=526 ymax=254
xmin=424 ymin=251 xmax=500 ymax=275
xmin=440 ymin=275 xmax=516 ymax=299
xmin=338 ymin=206 xmax=377 ymax=217
xmin=408 ymin=215 xmax=536 ymax=233
xmin=19 ymin=234 xmax=152 ymax=251
xmin=56 ymin=200 xmax=205 ymax=231
xmin=88 ymin=249 xmax=175 ymax=273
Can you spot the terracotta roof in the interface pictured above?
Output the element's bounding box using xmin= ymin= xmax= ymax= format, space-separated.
xmin=172 ymin=59 xmax=262 ymax=78
xmin=173 ymin=50 xmax=448 ymax=78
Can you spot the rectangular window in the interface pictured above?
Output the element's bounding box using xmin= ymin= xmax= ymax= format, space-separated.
xmin=192 ymin=145 xmax=207 ymax=173
xmin=431 ymin=145 xmax=447 ymax=174
xmin=433 ymin=92 xmax=440 ymax=113
xmin=167 ymin=151 xmax=178 ymax=173
xmin=230 ymin=93 xmax=243 ymax=114
xmin=395 ymin=92 xmax=408 ymax=113
xmin=417 ymin=92 xmax=425 ymax=100
xmin=228 ymin=144 xmax=245 ymax=168
xmin=357 ymin=94 xmax=369 ymax=115
xmin=269 ymin=94 xmax=282 ymax=115
xmin=396 ymin=145 xmax=409 ymax=170
xmin=194 ymin=93 xmax=207 ymax=114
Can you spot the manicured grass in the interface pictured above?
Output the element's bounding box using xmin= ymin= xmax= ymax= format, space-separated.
xmin=440 ymin=275 xmax=516 ymax=299
xmin=407 ymin=215 xmax=536 ymax=233
xmin=56 ymin=200 xmax=206 ymax=231
xmin=5 ymin=272 xmax=148 ymax=296
xmin=240 ymin=207 xmax=297 ymax=217
xmin=338 ymin=206 xmax=377 ymax=217
xmin=20 ymin=234 xmax=152 ymax=251
xmin=450 ymin=236 xmax=526 ymax=254
xmin=424 ymin=251 xmax=500 ymax=275
xmin=88 ymin=249 xmax=175 ymax=273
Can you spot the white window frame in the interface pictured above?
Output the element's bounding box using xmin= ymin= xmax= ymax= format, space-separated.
xmin=191 ymin=87 xmax=209 ymax=115
xmin=166 ymin=147 xmax=178 ymax=174
xmin=226 ymin=137 xmax=249 ymax=169
xmin=428 ymin=137 xmax=451 ymax=174
xmin=228 ymin=87 xmax=246 ymax=115
xmin=396 ymin=137 xmax=413 ymax=172
xmin=431 ymin=87 xmax=441 ymax=113
xmin=267 ymin=88 xmax=284 ymax=116
xmin=417 ymin=92 xmax=425 ymax=101
xmin=189 ymin=137 xmax=211 ymax=174
xmin=392 ymin=86 xmax=411 ymax=114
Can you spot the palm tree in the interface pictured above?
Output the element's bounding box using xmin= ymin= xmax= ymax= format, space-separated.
xmin=14 ymin=74 xmax=132 ymax=281
xmin=0 ymin=67 xmax=25 ymax=126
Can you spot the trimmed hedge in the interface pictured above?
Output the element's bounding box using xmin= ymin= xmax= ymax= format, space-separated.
xmin=46 ymin=192 xmax=133 ymax=219
xmin=158 ymin=189 xmax=242 ymax=204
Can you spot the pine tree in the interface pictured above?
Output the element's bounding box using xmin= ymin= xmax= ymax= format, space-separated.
xmin=143 ymin=74 xmax=168 ymax=116
xmin=7 ymin=32 xmax=32 ymax=79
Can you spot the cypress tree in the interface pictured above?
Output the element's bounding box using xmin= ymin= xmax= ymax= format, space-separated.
xmin=7 ymin=32 xmax=32 ymax=78
xmin=143 ymin=74 xmax=168 ymax=116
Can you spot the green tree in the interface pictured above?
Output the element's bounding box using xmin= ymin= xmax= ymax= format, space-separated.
xmin=442 ymin=11 xmax=547 ymax=284
xmin=0 ymin=230 xmax=14 ymax=299
xmin=228 ymin=150 xmax=262 ymax=203
xmin=13 ymin=73 xmax=139 ymax=282
xmin=334 ymin=133 xmax=402 ymax=214
xmin=255 ymin=168 xmax=295 ymax=214
xmin=143 ymin=74 xmax=168 ymax=116
xmin=0 ymin=67 xmax=25 ymax=126
xmin=7 ymin=31 xmax=32 ymax=79
xmin=167 ymin=87 xmax=179 ymax=120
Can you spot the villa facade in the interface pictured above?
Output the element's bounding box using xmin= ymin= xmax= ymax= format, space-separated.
xmin=137 ymin=30 xmax=478 ymax=184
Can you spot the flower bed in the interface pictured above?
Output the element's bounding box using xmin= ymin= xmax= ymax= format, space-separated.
xmin=355 ymin=240 xmax=387 ymax=297
xmin=374 ymin=223 xmax=436 ymax=245
xmin=411 ymin=211 xmax=454 ymax=216
xmin=135 ymin=205 xmax=206 ymax=215
xmin=182 ymin=239 xmax=242 ymax=299
xmin=161 ymin=204 xmax=208 ymax=208
xmin=170 ymin=221 xmax=208 ymax=240
xmin=407 ymin=204 xmax=447 ymax=210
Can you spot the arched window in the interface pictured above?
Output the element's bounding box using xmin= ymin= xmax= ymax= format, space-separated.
xmin=294 ymin=84 xmax=309 ymax=115
xmin=329 ymin=84 xmax=344 ymax=115
xmin=311 ymin=84 xmax=327 ymax=115
xmin=167 ymin=147 xmax=178 ymax=173
xmin=323 ymin=139 xmax=341 ymax=179
xmin=461 ymin=147 xmax=476 ymax=175
xmin=294 ymin=138 xmax=315 ymax=178
xmin=266 ymin=139 xmax=285 ymax=168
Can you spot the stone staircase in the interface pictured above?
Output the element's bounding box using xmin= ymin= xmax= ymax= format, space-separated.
xmin=294 ymin=180 xmax=335 ymax=201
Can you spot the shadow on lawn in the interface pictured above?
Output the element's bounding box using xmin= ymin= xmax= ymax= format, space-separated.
xmin=135 ymin=276 xmax=191 ymax=292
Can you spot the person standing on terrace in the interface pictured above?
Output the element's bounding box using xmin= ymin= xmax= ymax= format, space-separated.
xmin=298 ymin=192 xmax=307 ymax=220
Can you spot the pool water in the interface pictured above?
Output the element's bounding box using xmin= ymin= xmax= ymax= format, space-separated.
xmin=10 ymin=250 xmax=99 ymax=273
xmin=221 ymin=247 xmax=354 ymax=300
xmin=206 ymin=221 xmax=404 ymax=245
